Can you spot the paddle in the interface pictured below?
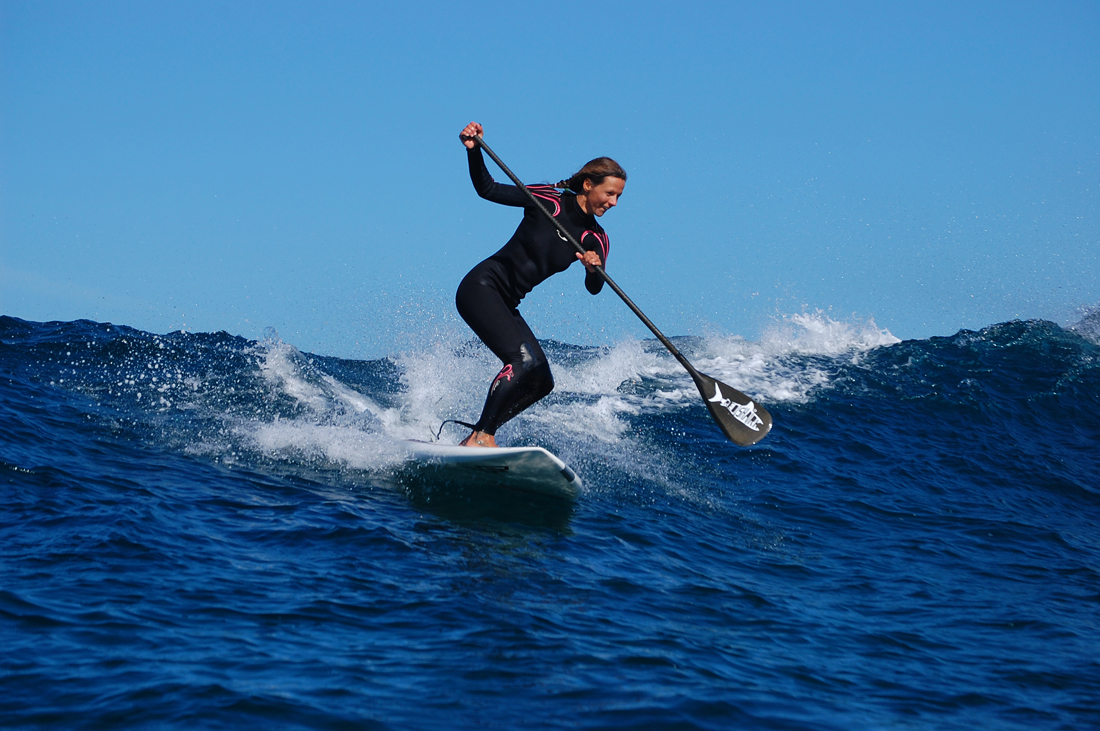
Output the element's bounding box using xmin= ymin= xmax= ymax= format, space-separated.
xmin=463 ymin=134 xmax=773 ymax=446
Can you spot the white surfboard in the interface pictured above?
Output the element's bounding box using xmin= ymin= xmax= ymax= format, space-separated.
xmin=401 ymin=441 xmax=581 ymax=500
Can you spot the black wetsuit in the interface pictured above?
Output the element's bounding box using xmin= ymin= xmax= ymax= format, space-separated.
xmin=456 ymin=147 xmax=610 ymax=435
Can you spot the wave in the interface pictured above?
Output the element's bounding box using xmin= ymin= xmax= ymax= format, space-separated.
xmin=2 ymin=311 xmax=1098 ymax=497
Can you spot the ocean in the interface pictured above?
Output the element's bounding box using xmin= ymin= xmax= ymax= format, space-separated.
xmin=2 ymin=310 xmax=1098 ymax=730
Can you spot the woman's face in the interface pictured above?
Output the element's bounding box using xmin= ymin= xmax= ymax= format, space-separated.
xmin=581 ymin=177 xmax=625 ymax=217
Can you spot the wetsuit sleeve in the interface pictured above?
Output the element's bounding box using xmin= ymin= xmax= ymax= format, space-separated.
xmin=467 ymin=147 xmax=531 ymax=207
xmin=585 ymin=268 xmax=604 ymax=295
xmin=582 ymin=233 xmax=607 ymax=295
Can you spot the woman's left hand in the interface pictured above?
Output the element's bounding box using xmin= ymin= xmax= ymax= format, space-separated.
xmin=577 ymin=251 xmax=602 ymax=272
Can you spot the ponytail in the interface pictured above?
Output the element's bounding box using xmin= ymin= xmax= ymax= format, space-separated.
xmin=554 ymin=157 xmax=627 ymax=192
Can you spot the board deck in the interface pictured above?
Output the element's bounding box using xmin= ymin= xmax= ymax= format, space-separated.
xmin=401 ymin=441 xmax=581 ymax=500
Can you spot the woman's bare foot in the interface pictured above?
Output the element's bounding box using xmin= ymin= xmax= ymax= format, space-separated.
xmin=459 ymin=430 xmax=498 ymax=448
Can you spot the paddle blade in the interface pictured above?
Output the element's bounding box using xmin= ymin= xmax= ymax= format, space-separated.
xmin=690 ymin=371 xmax=773 ymax=446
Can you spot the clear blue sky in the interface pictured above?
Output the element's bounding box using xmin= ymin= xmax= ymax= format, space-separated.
xmin=2 ymin=1 xmax=1097 ymax=357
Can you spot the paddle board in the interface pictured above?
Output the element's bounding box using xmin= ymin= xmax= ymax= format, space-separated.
xmin=401 ymin=441 xmax=581 ymax=500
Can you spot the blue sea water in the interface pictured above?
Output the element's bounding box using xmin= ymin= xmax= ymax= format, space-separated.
xmin=2 ymin=310 xmax=1099 ymax=730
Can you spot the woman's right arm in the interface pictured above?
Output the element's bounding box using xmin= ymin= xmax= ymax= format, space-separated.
xmin=460 ymin=121 xmax=531 ymax=208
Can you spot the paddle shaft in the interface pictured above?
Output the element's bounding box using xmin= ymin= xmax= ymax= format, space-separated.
xmin=464 ymin=135 xmax=700 ymax=378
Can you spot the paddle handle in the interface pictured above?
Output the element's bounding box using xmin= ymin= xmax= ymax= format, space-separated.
xmin=464 ymin=135 xmax=696 ymax=375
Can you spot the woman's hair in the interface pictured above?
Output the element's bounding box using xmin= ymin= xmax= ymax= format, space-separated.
xmin=554 ymin=157 xmax=627 ymax=193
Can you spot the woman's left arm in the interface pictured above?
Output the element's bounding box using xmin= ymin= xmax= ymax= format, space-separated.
xmin=578 ymin=250 xmax=605 ymax=295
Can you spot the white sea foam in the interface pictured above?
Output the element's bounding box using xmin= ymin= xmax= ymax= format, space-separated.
xmin=762 ymin=310 xmax=902 ymax=356
xmin=684 ymin=311 xmax=901 ymax=404
xmin=240 ymin=419 xmax=408 ymax=470
xmin=553 ymin=339 xmax=663 ymax=395
xmin=221 ymin=312 xmax=901 ymax=481
xmin=255 ymin=336 xmax=383 ymax=418
xmin=390 ymin=338 xmax=495 ymax=437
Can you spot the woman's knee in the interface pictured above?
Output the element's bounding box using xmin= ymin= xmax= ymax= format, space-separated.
xmin=538 ymin=369 xmax=555 ymax=401
xmin=527 ymin=357 xmax=554 ymax=400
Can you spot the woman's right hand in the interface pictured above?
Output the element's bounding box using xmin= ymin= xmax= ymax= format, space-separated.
xmin=460 ymin=121 xmax=483 ymax=149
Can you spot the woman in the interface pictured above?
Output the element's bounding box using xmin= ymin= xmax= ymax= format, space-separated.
xmin=456 ymin=121 xmax=627 ymax=447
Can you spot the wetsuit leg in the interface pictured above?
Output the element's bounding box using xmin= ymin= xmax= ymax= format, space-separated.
xmin=456 ymin=268 xmax=554 ymax=435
